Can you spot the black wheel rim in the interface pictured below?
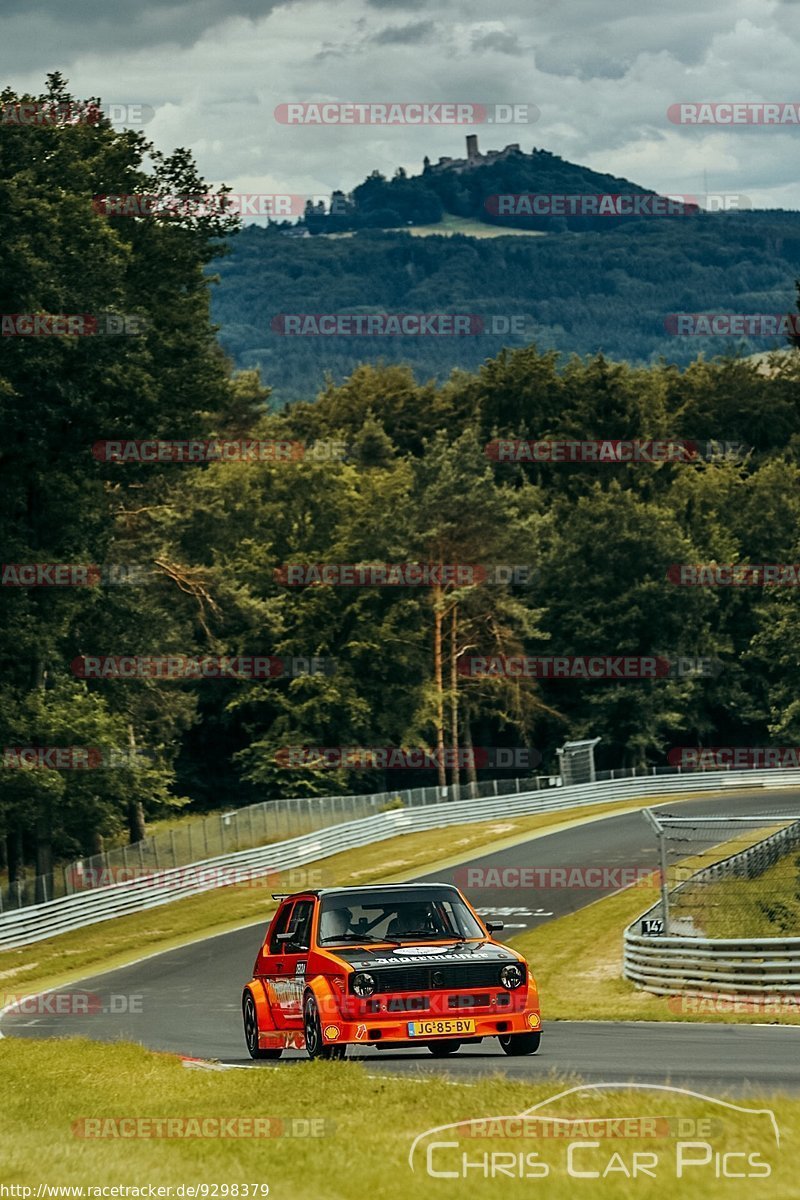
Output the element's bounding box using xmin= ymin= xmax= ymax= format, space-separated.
xmin=304 ymin=1000 xmax=319 ymax=1055
xmin=244 ymin=996 xmax=257 ymax=1052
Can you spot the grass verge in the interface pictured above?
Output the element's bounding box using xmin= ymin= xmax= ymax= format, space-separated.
xmin=0 ymin=1037 xmax=796 ymax=1197
xmin=322 ymin=214 xmax=549 ymax=239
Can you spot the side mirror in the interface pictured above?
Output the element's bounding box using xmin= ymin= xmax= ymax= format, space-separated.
xmin=485 ymin=921 xmax=504 ymax=933
xmin=277 ymin=931 xmax=309 ymax=952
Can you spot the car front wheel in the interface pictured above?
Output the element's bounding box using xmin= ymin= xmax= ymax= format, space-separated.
xmin=303 ymin=994 xmax=346 ymax=1061
xmin=243 ymin=993 xmax=282 ymax=1060
xmin=498 ymin=1030 xmax=541 ymax=1056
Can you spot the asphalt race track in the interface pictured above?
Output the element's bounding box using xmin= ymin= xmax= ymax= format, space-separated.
xmin=3 ymin=790 xmax=800 ymax=1092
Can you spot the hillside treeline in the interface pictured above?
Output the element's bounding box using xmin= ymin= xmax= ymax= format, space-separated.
xmin=215 ymin=214 xmax=800 ymax=402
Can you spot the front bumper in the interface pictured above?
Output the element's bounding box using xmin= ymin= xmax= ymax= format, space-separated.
xmin=321 ymin=1008 xmax=541 ymax=1045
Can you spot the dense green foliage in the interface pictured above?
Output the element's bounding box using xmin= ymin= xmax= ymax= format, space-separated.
xmin=214 ymin=213 xmax=800 ymax=403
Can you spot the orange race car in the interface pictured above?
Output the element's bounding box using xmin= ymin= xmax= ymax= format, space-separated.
xmin=242 ymin=883 xmax=541 ymax=1060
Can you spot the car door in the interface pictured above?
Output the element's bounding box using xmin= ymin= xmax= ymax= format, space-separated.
xmin=277 ymin=898 xmax=314 ymax=1024
xmin=259 ymin=899 xmax=314 ymax=1028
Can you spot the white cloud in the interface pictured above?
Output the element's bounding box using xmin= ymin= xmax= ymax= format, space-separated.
xmin=1 ymin=0 xmax=798 ymax=209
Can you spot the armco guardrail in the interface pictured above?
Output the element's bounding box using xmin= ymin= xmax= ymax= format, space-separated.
xmin=623 ymin=933 xmax=800 ymax=997
xmin=2 ymin=767 xmax=798 ymax=950
xmin=624 ymin=818 xmax=800 ymax=997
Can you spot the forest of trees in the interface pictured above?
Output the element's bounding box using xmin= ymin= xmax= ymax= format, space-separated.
xmin=5 ymin=78 xmax=800 ymax=894
xmin=214 ymin=213 xmax=800 ymax=403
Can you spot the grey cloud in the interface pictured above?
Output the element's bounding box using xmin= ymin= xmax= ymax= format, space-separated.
xmin=0 ymin=0 xmax=291 ymax=56
xmin=372 ymin=20 xmax=436 ymax=44
xmin=470 ymin=30 xmax=523 ymax=56
xmin=365 ymin=0 xmax=431 ymax=8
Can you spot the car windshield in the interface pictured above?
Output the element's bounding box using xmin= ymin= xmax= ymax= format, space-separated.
xmin=318 ymin=893 xmax=484 ymax=944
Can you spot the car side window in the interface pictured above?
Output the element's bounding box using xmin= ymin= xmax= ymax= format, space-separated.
xmin=285 ymin=899 xmax=314 ymax=951
xmin=269 ymin=902 xmax=295 ymax=954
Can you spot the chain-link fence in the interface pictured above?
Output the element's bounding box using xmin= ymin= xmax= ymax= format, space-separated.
xmin=638 ymin=812 xmax=800 ymax=938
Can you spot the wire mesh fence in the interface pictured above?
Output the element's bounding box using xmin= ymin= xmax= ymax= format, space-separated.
xmin=638 ymin=813 xmax=800 ymax=938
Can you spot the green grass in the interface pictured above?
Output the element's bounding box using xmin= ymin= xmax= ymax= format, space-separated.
xmin=677 ymin=848 xmax=800 ymax=938
xmin=404 ymin=214 xmax=549 ymax=238
xmin=322 ymin=214 xmax=548 ymax=239
xmin=0 ymin=1038 xmax=796 ymax=1197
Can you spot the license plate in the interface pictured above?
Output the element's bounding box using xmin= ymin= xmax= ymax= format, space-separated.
xmin=407 ymin=1019 xmax=476 ymax=1037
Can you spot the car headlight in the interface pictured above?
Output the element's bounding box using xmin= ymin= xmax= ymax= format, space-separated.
xmin=500 ymin=963 xmax=524 ymax=990
xmin=352 ymin=971 xmax=376 ymax=997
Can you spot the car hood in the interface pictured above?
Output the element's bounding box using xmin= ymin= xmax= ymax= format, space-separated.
xmin=329 ymin=941 xmax=521 ymax=970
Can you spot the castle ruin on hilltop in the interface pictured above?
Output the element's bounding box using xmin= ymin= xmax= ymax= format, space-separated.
xmin=423 ymin=135 xmax=528 ymax=174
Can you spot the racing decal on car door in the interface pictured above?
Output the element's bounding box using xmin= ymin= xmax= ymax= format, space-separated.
xmin=269 ymin=973 xmax=305 ymax=1017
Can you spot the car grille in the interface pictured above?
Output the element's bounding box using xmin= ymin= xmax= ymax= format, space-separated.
xmin=358 ymin=962 xmax=518 ymax=994
xmin=448 ymin=994 xmax=494 ymax=1009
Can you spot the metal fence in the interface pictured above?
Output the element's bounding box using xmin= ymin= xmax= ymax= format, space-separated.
xmin=623 ymin=932 xmax=800 ymax=998
xmin=1 ymin=765 xmax=796 ymax=950
xmin=624 ymin=815 xmax=800 ymax=996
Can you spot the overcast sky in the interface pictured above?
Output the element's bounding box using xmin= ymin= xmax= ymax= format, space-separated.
xmin=2 ymin=0 xmax=800 ymax=210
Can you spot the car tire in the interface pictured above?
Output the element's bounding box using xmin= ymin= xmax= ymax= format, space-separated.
xmin=303 ymin=993 xmax=346 ymax=1061
xmin=243 ymin=992 xmax=283 ymax=1060
xmin=498 ymin=1030 xmax=541 ymax=1056
xmin=426 ymin=1040 xmax=462 ymax=1057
